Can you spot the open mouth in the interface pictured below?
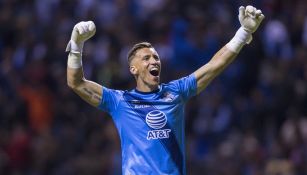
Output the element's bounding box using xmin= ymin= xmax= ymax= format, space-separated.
xmin=149 ymin=68 xmax=159 ymax=77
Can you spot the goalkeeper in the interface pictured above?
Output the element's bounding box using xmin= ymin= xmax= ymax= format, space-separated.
xmin=66 ymin=5 xmax=264 ymax=175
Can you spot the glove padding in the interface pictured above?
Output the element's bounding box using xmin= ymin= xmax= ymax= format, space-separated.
xmin=239 ymin=5 xmax=265 ymax=33
xmin=66 ymin=21 xmax=96 ymax=53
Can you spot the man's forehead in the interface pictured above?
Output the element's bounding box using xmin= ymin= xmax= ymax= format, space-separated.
xmin=135 ymin=47 xmax=158 ymax=57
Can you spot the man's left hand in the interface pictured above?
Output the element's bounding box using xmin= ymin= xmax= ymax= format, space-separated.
xmin=239 ymin=5 xmax=265 ymax=33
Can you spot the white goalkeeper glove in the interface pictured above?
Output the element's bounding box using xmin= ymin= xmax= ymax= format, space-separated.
xmin=239 ymin=5 xmax=265 ymax=34
xmin=66 ymin=21 xmax=96 ymax=54
xmin=66 ymin=21 xmax=96 ymax=68
xmin=226 ymin=5 xmax=265 ymax=53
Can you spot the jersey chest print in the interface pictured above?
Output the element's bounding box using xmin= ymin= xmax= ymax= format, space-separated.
xmin=123 ymin=91 xmax=183 ymax=174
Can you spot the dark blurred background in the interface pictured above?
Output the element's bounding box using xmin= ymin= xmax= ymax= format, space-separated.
xmin=0 ymin=0 xmax=307 ymax=175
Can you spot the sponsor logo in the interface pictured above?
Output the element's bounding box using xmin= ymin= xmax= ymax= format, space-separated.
xmin=146 ymin=110 xmax=171 ymax=140
xmin=146 ymin=110 xmax=167 ymax=129
xmin=147 ymin=129 xmax=171 ymax=140
xmin=134 ymin=104 xmax=150 ymax=108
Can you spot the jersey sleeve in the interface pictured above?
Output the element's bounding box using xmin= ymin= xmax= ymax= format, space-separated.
xmin=97 ymin=87 xmax=121 ymax=114
xmin=169 ymin=73 xmax=197 ymax=101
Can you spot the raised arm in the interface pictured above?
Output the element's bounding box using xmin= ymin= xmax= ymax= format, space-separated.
xmin=66 ymin=21 xmax=102 ymax=107
xmin=194 ymin=6 xmax=265 ymax=94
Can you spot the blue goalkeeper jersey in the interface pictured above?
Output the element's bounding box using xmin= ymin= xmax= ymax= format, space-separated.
xmin=98 ymin=74 xmax=197 ymax=175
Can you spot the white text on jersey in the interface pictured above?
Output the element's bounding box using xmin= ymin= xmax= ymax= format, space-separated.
xmin=147 ymin=129 xmax=171 ymax=140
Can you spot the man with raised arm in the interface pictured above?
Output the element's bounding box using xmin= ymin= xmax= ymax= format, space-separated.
xmin=66 ymin=5 xmax=264 ymax=175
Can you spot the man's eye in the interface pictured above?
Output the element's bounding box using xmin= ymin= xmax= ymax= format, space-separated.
xmin=154 ymin=56 xmax=160 ymax=60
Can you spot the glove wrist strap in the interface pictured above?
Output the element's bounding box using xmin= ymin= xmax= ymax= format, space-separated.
xmin=65 ymin=40 xmax=84 ymax=54
xmin=226 ymin=27 xmax=252 ymax=53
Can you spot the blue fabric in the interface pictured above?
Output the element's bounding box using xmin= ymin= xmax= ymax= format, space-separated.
xmin=98 ymin=74 xmax=197 ymax=175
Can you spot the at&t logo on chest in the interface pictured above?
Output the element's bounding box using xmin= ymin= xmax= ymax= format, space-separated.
xmin=146 ymin=110 xmax=171 ymax=140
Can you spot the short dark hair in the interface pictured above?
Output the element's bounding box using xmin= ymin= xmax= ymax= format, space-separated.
xmin=127 ymin=42 xmax=153 ymax=65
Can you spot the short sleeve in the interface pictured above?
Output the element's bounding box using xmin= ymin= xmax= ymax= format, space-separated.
xmin=97 ymin=87 xmax=122 ymax=114
xmin=168 ymin=73 xmax=197 ymax=101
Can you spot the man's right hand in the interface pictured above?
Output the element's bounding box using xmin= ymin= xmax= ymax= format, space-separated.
xmin=66 ymin=21 xmax=96 ymax=53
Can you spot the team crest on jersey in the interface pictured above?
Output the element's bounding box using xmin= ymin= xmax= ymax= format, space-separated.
xmin=146 ymin=110 xmax=171 ymax=140
xmin=162 ymin=92 xmax=175 ymax=102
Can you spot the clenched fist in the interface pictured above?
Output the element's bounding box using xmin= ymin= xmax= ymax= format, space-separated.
xmin=239 ymin=5 xmax=265 ymax=33
xmin=226 ymin=5 xmax=265 ymax=53
xmin=66 ymin=21 xmax=96 ymax=54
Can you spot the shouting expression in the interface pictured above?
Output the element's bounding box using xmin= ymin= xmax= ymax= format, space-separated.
xmin=129 ymin=47 xmax=161 ymax=91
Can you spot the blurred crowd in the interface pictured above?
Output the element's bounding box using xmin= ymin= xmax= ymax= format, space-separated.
xmin=0 ymin=0 xmax=307 ymax=175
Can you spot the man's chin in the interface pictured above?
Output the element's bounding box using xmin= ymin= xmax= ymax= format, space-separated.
xmin=147 ymin=77 xmax=160 ymax=88
xmin=154 ymin=75 xmax=160 ymax=80
xmin=152 ymin=76 xmax=160 ymax=84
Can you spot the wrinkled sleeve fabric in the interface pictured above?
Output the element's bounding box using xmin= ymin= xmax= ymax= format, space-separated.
xmin=167 ymin=73 xmax=197 ymax=102
xmin=97 ymin=87 xmax=121 ymax=115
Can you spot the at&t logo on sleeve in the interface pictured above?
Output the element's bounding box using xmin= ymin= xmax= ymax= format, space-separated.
xmin=146 ymin=110 xmax=171 ymax=140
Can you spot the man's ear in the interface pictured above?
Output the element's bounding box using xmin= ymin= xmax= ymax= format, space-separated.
xmin=130 ymin=66 xmax=137 ymax=75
